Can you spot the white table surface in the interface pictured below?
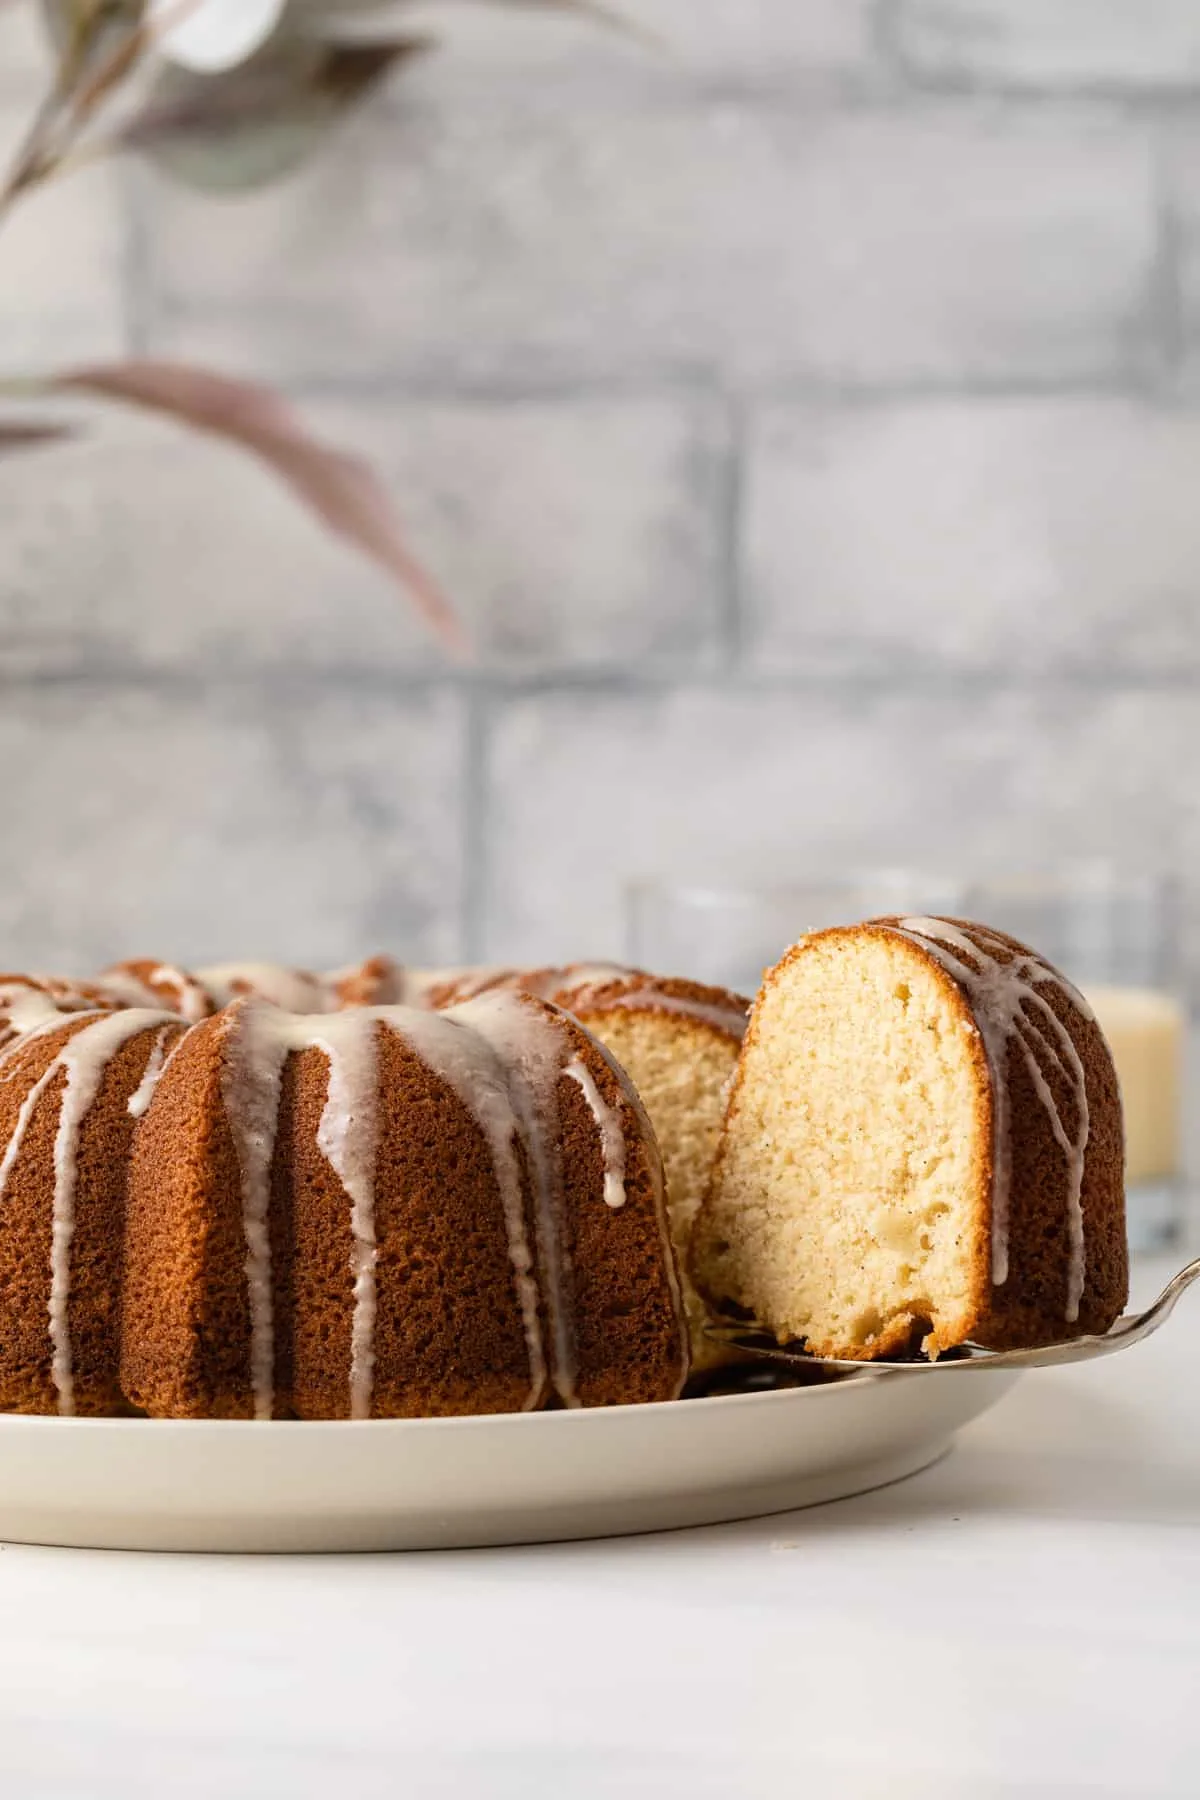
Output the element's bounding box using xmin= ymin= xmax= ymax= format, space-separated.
xmin=1 ymin=1251 xmax=1197 ymax=1800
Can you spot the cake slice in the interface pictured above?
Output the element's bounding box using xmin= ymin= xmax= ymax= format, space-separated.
xmin=691 ymin=917 xmax=1127 ymax=1360
xmin=544 ymin=970 xmax=750 ymax=1374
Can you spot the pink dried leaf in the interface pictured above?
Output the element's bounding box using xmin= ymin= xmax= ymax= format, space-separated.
xmin=56 ymin=359 xmax=464 ymax=653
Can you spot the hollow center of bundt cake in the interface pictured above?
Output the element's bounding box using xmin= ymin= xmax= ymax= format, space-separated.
xmin=717 ymin=934 xmax=987 ymax=1355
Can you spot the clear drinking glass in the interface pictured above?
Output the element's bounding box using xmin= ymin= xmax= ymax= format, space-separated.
xmin=625 ymin=870 xmax=966 ymax=1000
xmin=627 ymin=864 xmax=1187 ymax=1257
xmin=963 ymin=867 xmax=1185 ymax=1254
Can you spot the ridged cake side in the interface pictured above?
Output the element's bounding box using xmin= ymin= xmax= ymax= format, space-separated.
xmin=0 ymin=1010 xmax=185 ymax=1414
xmin=121 ymin=991 xmax=686 ymax=1418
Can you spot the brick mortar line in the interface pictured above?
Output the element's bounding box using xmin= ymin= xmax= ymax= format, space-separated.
xmin=875 ymin=0 xmax=1200 ymax=112
xmin=370 ymin=71 xmax=1182 ymax=121
xmin=115 ymin=362 xmax=1200 ymax=409
xmin=2 ymin=667 xmax=1199 ymax=700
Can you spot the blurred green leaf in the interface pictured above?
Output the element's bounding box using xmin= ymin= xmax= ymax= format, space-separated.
xmin=124 ymin=35 xmax=431 ymax=192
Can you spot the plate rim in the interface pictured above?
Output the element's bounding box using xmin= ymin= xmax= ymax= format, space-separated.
xmin=0 ymin=1368 xmax=893 ymax=1433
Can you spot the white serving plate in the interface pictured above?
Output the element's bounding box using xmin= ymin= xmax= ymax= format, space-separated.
xmin=0 ymin=1369 xmax=1018 ymax=1553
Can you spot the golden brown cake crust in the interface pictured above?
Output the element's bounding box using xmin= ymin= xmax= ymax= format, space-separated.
xmin=420 ymin=964 xmax=750 ymax=1041
xmin=883 ymin=918 xmax=1127 ymax=1351
xmin=0 ymin=951 xmax=691 ymax=1419
xmin=282 ymin=1025 xmax=545 ymax=1420
xmin=0 ymin=974 xmax=124 ymax=1053
xmin=551 ymin=969 xmax=750 ymax=1044
xmin=121 ymin=1015 xmax=263 ymax=1418
xmin=329 ymin=956 xmax=405 ymax=1008
xmin=693 ymin=917 xmax=1127 ymax=1359
xmin=120 ymin=992 xmax=686 ymax=1418
xmin=0 ymin=1012 xmax=187 ymax=1415
xmin=544 ymin=1004 xmax=689 ymax=1406
xmin=100 ymin=959 xmax=217 ymax=1022
xmin=562 ymin=980 xmax=750 ymax=1379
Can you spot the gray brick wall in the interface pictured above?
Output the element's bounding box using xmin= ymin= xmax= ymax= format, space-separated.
xmin=0 ymin=2 xmax=1198 ymax=975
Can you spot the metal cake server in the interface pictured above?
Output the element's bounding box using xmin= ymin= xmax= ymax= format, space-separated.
xmin=703 ymin=1254 xmax=1200 ymax=1376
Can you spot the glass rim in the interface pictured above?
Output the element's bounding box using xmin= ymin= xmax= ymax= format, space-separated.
xmin=625 ymin=868 xmax=967 ymax=911
xmin=627 ymin=862 xmax=1181 ymax=909
xmin=961 ymin=862 xmax=1180 ymax=905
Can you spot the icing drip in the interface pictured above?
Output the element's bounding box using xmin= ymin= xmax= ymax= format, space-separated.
xmin=196 ymin=963 xmax=335 ymax=1015
xmin=411 ymin=964 xmax=750 ymax=1042
xmin=890 ymin=917 xmax=1091 ymax=1321
xmin=216 ymin=999 xmax=559 ymax=1418
xmin=127 ymin=1025 xmax=176 ymax=1119
xmin=93 ymin=969 xmax=163 ymax=1009
xmin=0 ymin=974 xmax=664 ymax=1418
xmin=402 ymin=966 xmax=517 ymax=1006
xmin=455 ymin=992 xmax=583 ymax=1407
xmin=219 ymin=1002 xmax=290 ymax=1420
xmin=564 ymin=1057 xmax=627 ymax=1209
xmin=0 ymin=1063 xmax=59 ymax=1195
xmin=0 ymin=989 xmax=63 ymax=1052
xmin=149 ymin=965 xmax=211 ymax=1023
xmin=310 ymin=1012 xmax=380 ymax=1421
xmin=0 ymin=979 xmax=122 ymax=1056
xmin=386 ymin=1006 xmax=547 ymax=1410
xmin=0 ymin=1009 xmax=176 ymax=1415
xmin=530 ymin=964 xmax=629 ymax=997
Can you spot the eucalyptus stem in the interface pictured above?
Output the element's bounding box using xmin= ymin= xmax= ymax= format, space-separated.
xmin=0 ymin=0 xmax=197 ymax=221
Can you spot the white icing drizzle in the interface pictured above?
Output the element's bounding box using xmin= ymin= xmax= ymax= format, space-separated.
xmin=310 ymin=1012 xmax=379 ymax=1421
xmin=535 ymin=964 xmax=629 ymax=996
xmin=218 ymin=998 xmax=561 ymax=1418
xmin=386 ymin=1005 xmax=547 ymax=1410
xmin=889 ymin=917 xmax=1092 ymax=1320
xmin=148 ymin=965 xmax=211 ymax=1023
xmin=0 ymin=989 xmax=63 ymax=1052
xmin=0 ymin=1062 xmax=58 ymax=1193
xmin=564 ymin=1057 xmax=627 ymax=1209
xmin=127 ymin=1025 xmax=177 ymax=1120
xmin=93 ymin=968 xmax=163 ymax=1009
xmin=218 ymin=1002 xmax=289 ymax=1420
xmin=411 ymin=963 xmax=749 ymax=1042
xmin=0 ymin=1009 xmax=177 ymax=1416
xmin=454 ymin=992 xmax=583 ymax=1407
xmin=0 ymin=973 xmax=676 ymax=1419
xmin=580 ymin=1038 xmax=687 ymax=1388
xmin=0 ymin=979 xmax=122 ymax=1056
xmin=402 ymin=965 xmax=516 ymax=1006
xmin=197 ymin=963 xmax=335 ymax=1015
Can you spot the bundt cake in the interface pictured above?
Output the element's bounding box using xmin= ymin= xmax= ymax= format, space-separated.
xmin=692 ymin=917 xmax=1127 ymax=1360
xmin=98 ymin=958 xmax=358 ymax=1018
xmin=541 ymin=970 xmax=750 ymax=1374
xmin=0 ymin=980 xmax=686 ymax=1418
xmin=418 ymin=966 xmax=750 ymax=1372
xmin=0 ymin=973 xmax=124 ymax=1053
